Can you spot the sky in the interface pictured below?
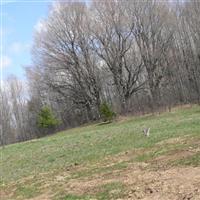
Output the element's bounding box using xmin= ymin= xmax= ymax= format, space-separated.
xmin=1 ymin=0 xmax=53 ymax=81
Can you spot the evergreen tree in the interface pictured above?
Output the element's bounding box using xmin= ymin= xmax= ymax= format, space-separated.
xmin=37 ymin=106 xmax=60 ymax=129
xmin=100 ymin=102 xmax=116 ymax=122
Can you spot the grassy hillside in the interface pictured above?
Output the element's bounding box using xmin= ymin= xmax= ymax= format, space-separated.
xmin=1 ymin=105 xmax=200 ymax=200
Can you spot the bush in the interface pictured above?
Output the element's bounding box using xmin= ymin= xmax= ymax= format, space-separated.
xmin=37 ymin=106 xmax=60 ymax=129
xmin=100 ymin=102 xmax=116 ymax=122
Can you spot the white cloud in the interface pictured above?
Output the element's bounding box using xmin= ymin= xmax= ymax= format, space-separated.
xmin=9 ymin=42 xmax=30 ymax=54
xmin=52 ymin=1 xmax=61 ymax=12
xmin=1 ymin=55 xmax=12 ymax=68
xmin=0 ymin=1 xmax=17 ymax=5
xmin=0 ymin=80 xmax=7 ymax=91
xmin=0 ymin=27 xmax=13 ymax=37
xmin=34 ymin=19 xmax=46 ymax=33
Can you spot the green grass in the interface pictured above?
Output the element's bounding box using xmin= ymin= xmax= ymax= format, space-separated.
xmin=0 ymin=105 xmax=200 ymax=199
xmin=171 ymin=152 xmax=200 ymax=167
xmin=55 ymin=182 xmax=125 ymax=200
xmin=96 ymin=182 xmax=126 ymax=200
xmin=70 ymin=161 xmax=128 ymax=180
xmin=14 ymin=185 xmax=40 ymax=199
xmin=134 ymin=142 xmax=190 ymax=162
xmin=57 ymin=194 xmax=91 ymax=200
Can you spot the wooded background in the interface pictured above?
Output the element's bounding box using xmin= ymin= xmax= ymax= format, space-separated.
xmin=1 ymin=0 xmax=200 ymax=145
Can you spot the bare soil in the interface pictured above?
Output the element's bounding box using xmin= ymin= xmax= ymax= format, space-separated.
xmin=2 ymin=137 xmax=200 ymax=200
xmin=62 ymin=165 xmax=200 ymax=200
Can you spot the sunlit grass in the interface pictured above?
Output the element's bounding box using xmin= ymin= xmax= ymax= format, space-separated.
xmin=0 ymin=105 xmax=200 ymax=199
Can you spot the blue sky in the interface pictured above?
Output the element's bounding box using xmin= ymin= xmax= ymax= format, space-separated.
xmin=1 ymin=0 xmax=53 ymax=80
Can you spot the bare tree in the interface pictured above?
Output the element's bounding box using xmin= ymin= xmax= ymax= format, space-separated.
xmin=91 ymin=0 xmax=145 ymax=112
xmin=0 ymin=86 xmax=13 ymax=145
xmin=32 ymin=1 xmax=102 ymax=120
xmin=2 ymin=0 xmax=200 ymax=145
xmin=130 ymin=0 xmax=175 ymax=110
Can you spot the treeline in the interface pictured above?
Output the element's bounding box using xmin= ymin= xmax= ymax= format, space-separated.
xmin=1 ymin=0 xmax=200 ymax=145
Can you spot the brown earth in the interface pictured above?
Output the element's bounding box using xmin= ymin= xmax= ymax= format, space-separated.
xmin=2 ymin=137 xmax=200 ymax=200
xmin=60 ymin=164 xmax=200 ymax=200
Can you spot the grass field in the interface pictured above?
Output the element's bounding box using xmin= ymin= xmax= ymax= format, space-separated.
xmin=1 ymin=105 xmax=200 ymax=200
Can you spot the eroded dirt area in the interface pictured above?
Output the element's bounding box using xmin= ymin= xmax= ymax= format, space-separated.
xmin=62 ymin=164 xmax=200 ymax=200
xmin=2 ymin=136 xmax=200 ymax=200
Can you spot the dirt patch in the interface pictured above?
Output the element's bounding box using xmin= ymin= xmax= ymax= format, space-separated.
xmin=53 ymin=142 xmax=200 ymax=200
xmin=29 ymin=193 xmax=53 ymax=200
xmin=150 ymin=149 xmax=195 ymax=168
xmin=3 ymin=160 xmax=200 ymax=200
xmin=123 ymin=166 xmax=200 ymax=200
xmin=156 ymin=137 xmax=188 ymax=146
xmin=2 ymin=137 xmax=200 ymax=200
xmin=62 ymin=164 xmax=200 ymax=200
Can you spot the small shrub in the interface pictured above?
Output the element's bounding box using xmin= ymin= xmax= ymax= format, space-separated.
xmin=100 ymin=102 xmax=116 ymax=122
xmin=37 ymin=106 xmax=60 ymax=129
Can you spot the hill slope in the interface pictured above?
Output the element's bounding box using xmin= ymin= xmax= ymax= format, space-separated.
xmin=1 ymin=105 xmax=200 ymax=200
